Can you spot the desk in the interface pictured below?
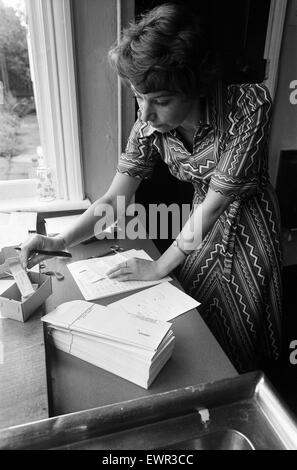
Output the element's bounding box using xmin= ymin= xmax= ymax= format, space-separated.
xmin=0 ymin=232 xmax=237 ymax=434
xmin=44 ymin=235 xmax=237 ymax=416
xmin=0 ymin=310 xmax=48 ymax=429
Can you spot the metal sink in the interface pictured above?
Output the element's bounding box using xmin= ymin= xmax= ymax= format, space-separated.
xmin=164 ymin=429 xmax=255 ymax=450
xmin=1 ymin=371 xmax=297 ymax=450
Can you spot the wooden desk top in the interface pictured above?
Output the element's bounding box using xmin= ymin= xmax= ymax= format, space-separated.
xmin=0 ymin=309 xmax=48 ymax=429
xmin=0 ymin=232 xmax=237 ymax=431
xmin=44 ymin=235 xmax=237 ymax=416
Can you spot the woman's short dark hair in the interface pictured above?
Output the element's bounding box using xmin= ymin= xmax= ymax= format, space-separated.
xmin=108 ymin=3 xmax=219 ymax=97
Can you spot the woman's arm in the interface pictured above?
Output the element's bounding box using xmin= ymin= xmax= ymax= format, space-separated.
xmin=156 ymin=188 xmax=233 ymax=277
xmin=59 ymin=172 xmax=141 ymax=247
xmin=20 ymin=172 xmax=141 ymax=268
xmin=107 ymin=187 xmax=233 ymax=281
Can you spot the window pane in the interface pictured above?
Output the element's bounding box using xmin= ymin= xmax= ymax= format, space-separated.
xmin=0 ymin=0 xmax=40 ymax=181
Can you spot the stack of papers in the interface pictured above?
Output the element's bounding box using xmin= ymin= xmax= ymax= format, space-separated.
xmin=67 ymin=249 xmax=172 ymax=300
xmin=42 ymin=299 xmax=175 ymax=389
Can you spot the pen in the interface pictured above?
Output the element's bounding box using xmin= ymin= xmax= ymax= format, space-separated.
xmin=15 ymin=247 xmax=72 ymax=258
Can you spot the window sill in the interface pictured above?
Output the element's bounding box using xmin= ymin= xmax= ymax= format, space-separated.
xmin=0 ymin=197 xmax=91 ymax=213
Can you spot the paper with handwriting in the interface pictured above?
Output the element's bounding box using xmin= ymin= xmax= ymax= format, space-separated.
xmin=67 ymin=249 xmax=172 ymax=300
xmin=109 ymin=281 xmax=200 ymax=322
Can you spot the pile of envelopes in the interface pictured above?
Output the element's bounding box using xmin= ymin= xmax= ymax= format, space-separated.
xmin=42 ymin=299 xmax=175 ymax=389
xmin=43 ymin=249 xmax=200 ymax=389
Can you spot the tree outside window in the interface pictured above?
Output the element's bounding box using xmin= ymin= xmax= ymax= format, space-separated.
xmin=0 ymin=0 xmax=40 ymax=180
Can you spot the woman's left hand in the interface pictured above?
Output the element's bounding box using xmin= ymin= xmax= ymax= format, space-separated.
xmin=106 ymin=257 xmax=163 ymax=281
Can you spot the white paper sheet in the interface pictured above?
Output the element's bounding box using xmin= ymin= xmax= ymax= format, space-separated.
xmin=44 ymin=215 xmax=82 ymax=236
xmin=0 ymin=213 xmax=10 ymax=225
xmin=109 ymin=282 xmax=200 ymax=322
xmin=0 ymin=224 xmax=30 ymax=250
xmin=9 ymin=260 xmax=35 ymax=298
xmin=67 ymin=249 xmax=172 ymax=300
xmin=0 ymin=279 xmax=15 ymax=294
xmin=0 ymin=211 xmax=37 ymax=232
xmin=9 ymin=212 xmax=37 ymax=231
xmin=0 ymin=279 xmax=16 ymax=318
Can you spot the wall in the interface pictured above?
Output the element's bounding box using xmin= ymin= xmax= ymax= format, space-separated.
xmin=269 ymin=0 xmax=297 ymax=185
xmin=72 ymin=0 xmax=118 ymax=202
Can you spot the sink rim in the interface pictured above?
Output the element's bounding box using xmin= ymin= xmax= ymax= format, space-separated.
xmin=163 ymin=428 xmax=255 ymax=451
xmin=0 ymin=370 xmax=297 ymax=450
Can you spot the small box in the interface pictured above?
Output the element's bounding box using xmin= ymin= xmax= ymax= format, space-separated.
xmin=0 ymin=272 xmax=52 ymax=322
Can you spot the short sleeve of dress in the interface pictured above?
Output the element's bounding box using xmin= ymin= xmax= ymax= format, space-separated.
xmin=117 ymin=117 xmax=159 ymax=180
xmin=210 ymin=83 xmax=272 ymax=198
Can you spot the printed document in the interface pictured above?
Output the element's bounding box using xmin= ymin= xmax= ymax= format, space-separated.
xmin=67 ymin=249 xmax=172 ymax=300
xmin=109 ymin=282 xmax=200 ymax=322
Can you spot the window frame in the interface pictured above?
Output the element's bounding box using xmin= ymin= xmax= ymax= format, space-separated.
xmin=0 ymin=0 xmax=85 ymax=204
xmin=25 ymin=0 xmax=84 ymax=200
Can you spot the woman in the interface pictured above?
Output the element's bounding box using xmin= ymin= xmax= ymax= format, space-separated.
xmin=20 ymin=3 xmax=282 ymax=373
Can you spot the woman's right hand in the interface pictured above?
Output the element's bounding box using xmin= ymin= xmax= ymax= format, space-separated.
xmin=19 ymin=234 xmax=66 ymax=269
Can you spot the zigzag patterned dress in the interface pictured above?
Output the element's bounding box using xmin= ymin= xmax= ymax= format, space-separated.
xmin=117 ymin=83 xmax=282 ymax=373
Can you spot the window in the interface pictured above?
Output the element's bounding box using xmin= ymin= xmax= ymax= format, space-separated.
xmin=0 ymin=0 xmax=89 ymax=210
xmin=0 ymin=0 xmax=41 ymax=183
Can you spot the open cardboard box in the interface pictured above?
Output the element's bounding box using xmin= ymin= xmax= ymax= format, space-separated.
xmin=0 ymin=272 xmax=52 ymax=322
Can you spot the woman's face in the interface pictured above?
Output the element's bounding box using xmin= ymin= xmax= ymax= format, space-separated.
xmin=132 ymin=86 xmax=198 ymax=133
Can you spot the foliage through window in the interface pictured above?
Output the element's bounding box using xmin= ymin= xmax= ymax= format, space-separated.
xmin=0 ymin=0 xmax=40 ymax=182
